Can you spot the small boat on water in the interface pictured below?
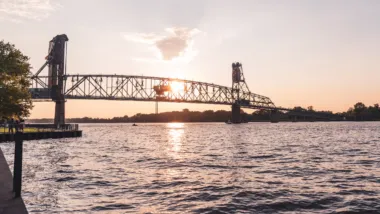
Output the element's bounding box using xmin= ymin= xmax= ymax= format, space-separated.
xmin=225 ymin=120 xmax=232 ymax=124
xmin=132 ymin=123 xmax=138 ymax=126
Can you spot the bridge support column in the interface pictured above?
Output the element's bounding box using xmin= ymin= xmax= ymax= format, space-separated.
xmin=231 ymin=104 xmax=241 ymax=124
xmin=54 ymin=100 xmax=65 ymax=127
xmin=270 ymin=110 xmax=279 ymax=123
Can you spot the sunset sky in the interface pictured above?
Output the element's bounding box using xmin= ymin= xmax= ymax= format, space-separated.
xmin=1 ymin=0 xmax=379 ymax=118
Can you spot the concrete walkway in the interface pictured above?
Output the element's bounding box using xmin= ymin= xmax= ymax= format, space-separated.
xmin=0 ymin=148 xmax=28 ymax=214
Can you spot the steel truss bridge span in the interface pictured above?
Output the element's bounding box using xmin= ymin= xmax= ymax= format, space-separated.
xmin=30 ymin=74 xmax=277 ymax=110
xmin=31 ymin=34 xmax=338 ymax=125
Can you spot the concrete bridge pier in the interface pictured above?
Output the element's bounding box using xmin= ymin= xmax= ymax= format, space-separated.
xmin=270 ymin=110 xmax=280 ymax=123
xmin=54 ymin=99 xmax=65 ymax=126
xmin=231 ymin=104 xmax=241 ymax=124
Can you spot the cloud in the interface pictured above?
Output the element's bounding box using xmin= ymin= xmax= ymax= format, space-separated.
xmin=123 ymin=33 xmax=163 ymax=44
xmin=0 ymin=0 xmax=59 ymax=22
xmin=122 ymin=27 xmax=201 ymax=62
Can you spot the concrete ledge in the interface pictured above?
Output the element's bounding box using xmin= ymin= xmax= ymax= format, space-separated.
xmin=0 ymin=149 xmax=28 ymax=214
xmin=0 ymin=131 xmax=82 ymax=143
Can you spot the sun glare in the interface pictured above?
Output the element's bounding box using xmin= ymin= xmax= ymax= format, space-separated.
xmin=170 ymin=81 xmax=184 ymax=93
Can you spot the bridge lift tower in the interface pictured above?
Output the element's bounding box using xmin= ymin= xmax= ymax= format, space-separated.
xmin=32 ymin=34 xmax=68 ymax=126
xmin=231 ymin=62 xmax=245 ymax=123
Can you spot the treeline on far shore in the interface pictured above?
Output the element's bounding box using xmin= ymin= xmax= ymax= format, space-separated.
xmin=27 ymin=102 xmax=380 ymax=123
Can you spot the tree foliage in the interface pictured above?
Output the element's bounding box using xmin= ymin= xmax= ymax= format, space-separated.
xmin=346 ymin=102 xmax=380 ymax=121
xmin=0 ymin=40 xmax=33 ymax=118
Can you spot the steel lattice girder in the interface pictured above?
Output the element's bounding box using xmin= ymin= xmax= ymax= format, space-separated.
xmin=29 ymin=75 xmax=277 ymax=110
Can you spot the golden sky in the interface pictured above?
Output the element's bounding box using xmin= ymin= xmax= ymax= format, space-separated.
xmin=1 ymin=0 xmax=379 ymax=118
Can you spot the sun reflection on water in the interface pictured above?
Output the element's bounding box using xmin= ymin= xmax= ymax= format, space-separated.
xmin=167 ymin=122 xmax=184 ymax=129
xmin=167 ymin=123 xmax=184 ymax=155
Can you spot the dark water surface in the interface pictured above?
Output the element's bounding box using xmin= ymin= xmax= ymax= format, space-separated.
xmin=1 ymin=122 xmax=380 ymax=213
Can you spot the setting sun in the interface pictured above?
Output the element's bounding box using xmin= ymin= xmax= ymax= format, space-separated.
xmin=170 ymin=81 xmax=184 ymax=93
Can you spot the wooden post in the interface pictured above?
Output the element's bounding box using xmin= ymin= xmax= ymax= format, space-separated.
xmin=13 ymin=131 xmax=23 ymax=198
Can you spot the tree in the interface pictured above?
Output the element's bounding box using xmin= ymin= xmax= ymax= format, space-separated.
xmin=307 ymin=106 xmax=314 ymax=111
xmin=354 ymin=102 xmax=366 ymax=113
xmin=0 ymin=40 xmax=33 ymax=119
xmin=369 ymin=104 xmax=380 ymax=120
xmin=353 ymin=102 xmax=367 ymax=121
xmin=293 ymin=106 xmax=306 ymax=112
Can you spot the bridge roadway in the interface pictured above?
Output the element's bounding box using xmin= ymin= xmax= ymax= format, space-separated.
xmin=30 ymin=74 xmax=279 ymax=111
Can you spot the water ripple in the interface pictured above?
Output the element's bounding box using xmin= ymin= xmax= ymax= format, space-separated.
xmin=0 ymin=122 xmax=379 ymax=213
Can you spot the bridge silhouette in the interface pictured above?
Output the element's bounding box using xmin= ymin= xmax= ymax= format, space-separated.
xmin=29 ymin=34 xmax=335 ymax=125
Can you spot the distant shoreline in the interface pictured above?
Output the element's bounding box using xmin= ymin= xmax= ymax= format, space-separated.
xmin=26 ymin=120 xmax=380 ymax=124
xmin=26 ymin=103 xmax=380 ymax=123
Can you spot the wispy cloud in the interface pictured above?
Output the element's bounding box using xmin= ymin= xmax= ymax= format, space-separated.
xmin=122 ymin=27 xmax=201 ymax=63
xmin=0 ymin=0 xmax=59 ymax=22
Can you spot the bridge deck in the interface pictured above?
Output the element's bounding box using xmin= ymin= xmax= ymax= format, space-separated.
xmin=0 ymin=149 xmax=28 ymax=214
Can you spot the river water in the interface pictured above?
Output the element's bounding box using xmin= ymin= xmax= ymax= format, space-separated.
xmin=1 ymin=122 xmax=380 ymax=213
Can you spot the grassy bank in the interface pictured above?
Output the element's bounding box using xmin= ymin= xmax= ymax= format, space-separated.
xmin=0 ymin=127 xmax=54 ymax=134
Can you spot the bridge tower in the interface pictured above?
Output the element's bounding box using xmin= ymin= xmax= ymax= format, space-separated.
xmin=270 ymin=109 xmax=280 ymax=123
xmin=47 ymin=35 xmax=69 ymax=126
xmin=231 ymin=62 xmax=245 ymax=123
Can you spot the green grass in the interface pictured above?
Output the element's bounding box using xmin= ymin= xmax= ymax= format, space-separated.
xmin=0 ymin=127 xmax=55 ymax=134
